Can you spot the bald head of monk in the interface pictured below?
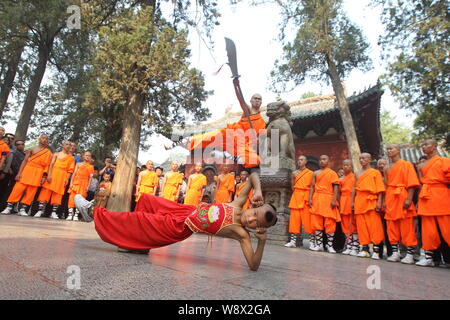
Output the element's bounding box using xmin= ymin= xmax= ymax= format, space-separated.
xmin=342 ymin=159 xmax=353 ymax=175
xmin=250 ymin=94 xmax=262 ymax=113
xmin=170 ymin=161 xmax=179 ymax=172
xmin=0 ymin=127 xmax=5 ymax=139
xmin=240 ymin=170 xmax=249 ymax=182
xmin=359 ymin=153 xmax=372 ymax=169
xmin=421 ymin=139 xmax=438 ymax=157
xmin=194 ymin=162 xmax=203 ymax=173
xmin=386 ymin=144 xmax=401 ymax=160
xmin=297 ymin=155 xmax=308 ymax=169
xmin=69 ymin=142 xmax=77 ymax=154
xmin=146 ymin=160 xmax=154 ymax=171
xmin=83 ymin=151 xmax=92 ymax=163
xmin=38 ymin=134 xmax=49 ymax=147
xmin=319 ymin=155 xmax=330 ymax=169
xmin=62 ymin=141 xmax=71 ymax=153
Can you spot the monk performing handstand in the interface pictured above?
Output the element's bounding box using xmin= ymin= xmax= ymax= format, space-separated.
xmin=91 ymin=171 xmax=277 ymax=271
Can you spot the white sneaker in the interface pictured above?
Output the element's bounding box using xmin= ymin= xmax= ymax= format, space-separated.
xmin=73 ymin=214 xmax=79 ymax=221
xmin=34 ymin=210 xmax=43 ymax=218
xmin=342 ymin=248 xmax=351 ymax=255
xmin=415 ymin=257 xmax=434 ymax=267
xmin=371 ymin=252 xmax=380 ymax=260
xmin=387 ymin=251 xmax=401 ymax=262
xmin=66 ymin=214 xmax=73 ymax=221
xmin=309 ymin=245 xmax=320 ymax=252
xmin=357 ymin=251 xmax=370 ymax=258
xmin=349 ymin=249 xmax=358 ymax=256
xmin=1 ymin=207 xmax=12 ymax=215
xmin=327 ymin=246 xmax=336 ymax=254
xmin=50 ymin=212 xmax=59 ymax=219
xmin=18 ymin=208 xmax=29 ymax=216
xmin=284 ymin=241 xmax=296 ymax=248
xmin=401 ymin=253 xmax=415 ymax=265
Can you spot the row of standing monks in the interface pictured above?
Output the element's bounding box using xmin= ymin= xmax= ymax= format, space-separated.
xmin=286 ymin=140 xmax=449 ymax=267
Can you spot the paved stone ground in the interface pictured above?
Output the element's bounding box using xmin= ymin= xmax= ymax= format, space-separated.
xmin=0 ymin=214 xmax=449 ymax=300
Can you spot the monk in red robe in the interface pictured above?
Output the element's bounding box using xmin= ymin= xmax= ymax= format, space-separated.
xmin=285 ymin=155 xmax=314 ymax=249
xmin=339 ymin=159 xmax=358 ymax=256
xmin=92 ymin=171 xmax=277 ymax=271
xmin=183 ymin=162 xmax=207 ymax=206
xmin=309 ymin=155 xmax=340 ymax=253
xmin=2 ymin=135 xmax=52 ymax=216
xmin=415 ymin=139 xmax=450 ymax=267
xmin=352 ymin=153 xmax=385 ymax=259
xmin=214 ymin=165 xmax=235 ymax=204
xmin=188 ymin=94 xmax=265 ymax=169
xmin=34 ymin=141 xmax=75 ymax=219
xmin=384 ymin=144 xmax=420 ymax=264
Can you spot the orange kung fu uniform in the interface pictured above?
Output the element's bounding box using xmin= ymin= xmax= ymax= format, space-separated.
xmin=235 ymin=181 xmax=254 ymax=210
xmin=184 ymin=173 xmax=207 ymax=206
xmin=188 ymin=113 xmax=266 ymax=168
xmin=0 ymin=140 xmax=10 ymax=165
xmin=418 ymin=155 xmax=450 ymax=251
xmin=288 ymin=169 xmax=314 ymax=234
xmin=136 ymin=171 xmax=159 ymax=202
xmin=310 ymin=168 xmax=341 ymax=234
xmin=38 ymin=154 xmax=76 ymax=206
xmin=339 ymin=172 xmax=356 ymax=235
xmin=385 ymin=160 xmax=420 ymax=247
xmin=354 ymin=168 xmax=386 ymax=246
xmin=7 ymin=148 xmax=52 ymax=206
xmin=214 ymin=173 xmax=235 ymax=204
xmin=162 ymin=172 xmax=183 ymax=202
xmin=68 ymin=162 xmax=94 ymax=208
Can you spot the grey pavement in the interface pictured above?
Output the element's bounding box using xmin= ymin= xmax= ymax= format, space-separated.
xmin=0 ymin=214 xmax=449 ymax=300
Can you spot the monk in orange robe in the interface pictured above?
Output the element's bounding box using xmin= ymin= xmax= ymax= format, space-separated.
xmin=135 ymin=160 xmax=159 ymax=202
xmin=184 ymin=162 xmax=207 ymax=206
xmin=67 ymin=151 xmax=94 ymax=221
xmin=339 ymin=159 xmax=358 ymax=255
xmin=161 ymin=161 xmax=184 ymax=202
xmin=351 ymin=153 xmax=385 ymax=259
xmin=188 ymin=94 xmax=266 ymax=169
xmin=214 ymin=165 xmax=235 ymax=204
xmin=415 ymin=139 xmax=450 ymax=267
xmin=0 ymin=135 xmax=10 ymax=173
xmin=284 ymin=156 xmax=314 ymax=249
xmin=234 ymin=170 xmax=254 ymax=210
xmin=384 ymin=144 xmax=420 ymax=264
xmin=309 ymin=155 xmax=340 ymax=253
xmin=34 ymin=141 xmax=75 ymax=219
xmin=2 ymin=135 xmax=52 ymax=216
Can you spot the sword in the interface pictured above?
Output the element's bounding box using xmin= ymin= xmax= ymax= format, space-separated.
xmin=224 ymin=37 xmax=255 ymax=131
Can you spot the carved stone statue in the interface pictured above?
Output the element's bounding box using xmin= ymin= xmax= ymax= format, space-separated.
xmin=259 ymin=101 xmax=297 ymax=245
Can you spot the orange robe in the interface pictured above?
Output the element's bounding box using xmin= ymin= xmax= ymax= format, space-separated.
xmin=288 ymin=168 xmax=313 ymax=234
xmin=38 ymin=154 xmax=76 ymax=205
xmin=0 ymin=140 xmax=10 ymax=164
xmin=354 ymin=168 xmax=385 ymax=245
xmin=339 ymin=173 xmax=356 ymax=235
xmin=418 ymin=155 xmax=450 ymax=250
xmin=68 ymin=162 xmax=94 ymax=208
xmin=188 ymin=113 xmax=266 ymax=168
xmin=215 ymin=173 xmax=235 ymax=204
xmin=235 ymin=181 xmax=254 ymax=210
xmin=162 ymin=172 xmax=183 ymax=202
xmin=136 ymin=170 xmax=159 ymax=202
xmin=7 ymin=148 xmax=52 ymax=206
xmin=184 ymin=173 xmax=207 ymax=206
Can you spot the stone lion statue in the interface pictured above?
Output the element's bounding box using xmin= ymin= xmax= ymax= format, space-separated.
xmin=265 ymin=101 xmax=296 ymax=162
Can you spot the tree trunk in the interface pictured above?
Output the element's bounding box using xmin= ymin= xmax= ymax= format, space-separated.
xmin=15 ymin=40 xmax=53 ymax=140
xmin=325 ymin=53 xmax=362 ymax=171
xmin=107 ymin=91 xmax=145 ymax=212
xmin=0 ymin=40 xmax=25 ymax=119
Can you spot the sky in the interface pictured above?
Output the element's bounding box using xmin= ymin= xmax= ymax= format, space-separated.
xmin=2 ymin=0 xmax=417 ymax=165
xmin=143 ymin=0 xmax=416 ymax=164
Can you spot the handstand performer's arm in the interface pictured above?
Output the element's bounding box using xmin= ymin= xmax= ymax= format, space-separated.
xmin=230 ymin=226 xmax=267 ymax=272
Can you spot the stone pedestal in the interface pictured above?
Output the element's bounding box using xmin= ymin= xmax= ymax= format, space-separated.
xmin=259 ymin=157 xmax=296 ymax=245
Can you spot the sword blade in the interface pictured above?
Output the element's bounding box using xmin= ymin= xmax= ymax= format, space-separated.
xmin=225 ymin=37 xmax=240 ymax=78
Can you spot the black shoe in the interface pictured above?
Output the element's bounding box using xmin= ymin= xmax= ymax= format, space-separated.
xmin=117 ymin=247 xmax=150 ymax=254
